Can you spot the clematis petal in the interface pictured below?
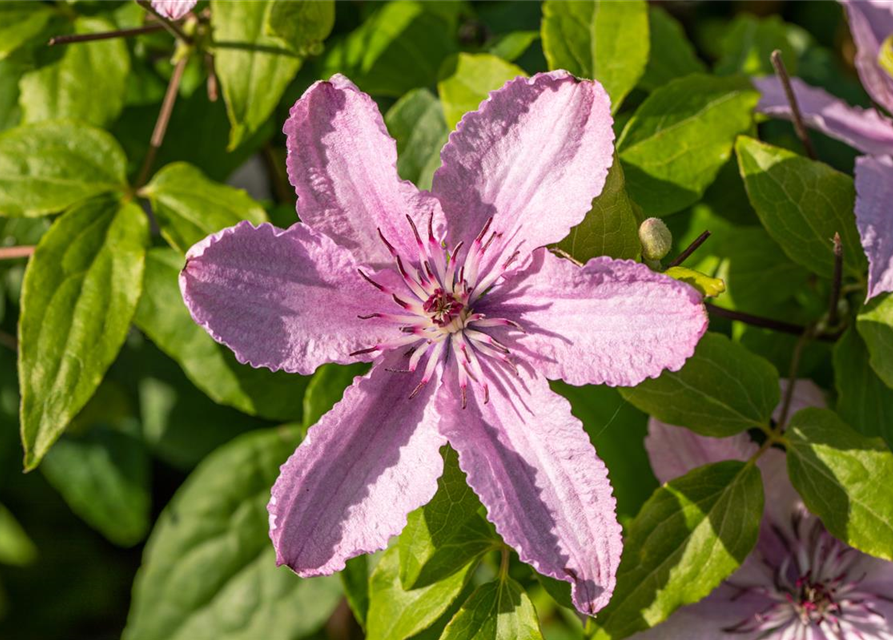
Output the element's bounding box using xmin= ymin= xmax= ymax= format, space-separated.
xmin=855 ymin=155 xmax=893 ymax=300
xmin=753 ymin=76 xmax=893 ymax=156
xmin=149 ymin=0 xmax=196 ymax=20
xmin=842 ymin=0 xmax=893 ymax=114
xmin=436 ymin=361 xmax=622 ymax=616
xmin=432 ymin=71 xmax=614 ymax=267
xmin=180 ymin=221 xmax=394 ymax=374
xmin=478 ymin=250 xmax=707 ymax=387
xmin=269 ymin=355 xmax=446 ymax=575
xmin=284 ymin=75 xmax=444 ymax=267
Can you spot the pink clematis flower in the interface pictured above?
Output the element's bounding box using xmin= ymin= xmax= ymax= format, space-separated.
xmin=149 ymin=0 xmax=196 ymax=21
xmin=632 ymin=380 xmax=893 ymax=639
xmin=179 ymin=72 xmax=708 ymax=615
xmin=754 ymin=0 xmax=893 ymax=301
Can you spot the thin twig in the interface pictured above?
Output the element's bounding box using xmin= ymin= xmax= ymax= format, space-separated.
xmin=777 ymin=328 xmax=813 ymax=429
xmin=0 ymin=246 xmax=35 ymax=260
xmin=667 ymin=230 xmax=711 ymax=268
xmin=204 ymin=53 xmax=218 ymax=102
xmin=770 ymin=49 xmax=817 ymax=160
xmin=136 ymin=55 xmax=189 ymax=189
xmin=827 ymin=232 xmax=843 ymax=328
xmin=136 ymin=0 xmax=193 ymax=44
xmin=705 ymin=303 xmax=837 ymax=343
xmin=262 ymin=144 xmax=294 ymax=205
xmin=48 ymin=23 xmax=166 ymax=46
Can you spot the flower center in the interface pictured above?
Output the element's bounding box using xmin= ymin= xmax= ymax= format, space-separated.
xmin=423 ymin=289 xmax=465 ymax=329
xmin=724 ymin=515 xmax=889 ymax=636
xmin=350 ymin=213 xmax=524 ymax=408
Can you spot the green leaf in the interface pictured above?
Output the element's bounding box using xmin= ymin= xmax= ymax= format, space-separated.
xmin=856 ymin=292 xmax=893 ymax=390
xmin=664 ymin=267 xmax=726 ymax=298
xmin=638 ymin=6 xmax=706 ymax=92
xmin=786 ymin=408 xmax=893 ymax=561
xmin=123 ymin=428 xmax=342 ymax=640
xmin=541 ymin=0 xmax=649 ymax=112
xmin=556 ymin=157 xmax=641 ymax=262
xmin=0 ymin=503 xmax=37 ymax=566
xmin=399 ymin=447 xmax=497 ymax=590
xmin=302 ymin=362 xmax=367 ymax=431
xmin=367 ymin=546 xmax=478 ymax=640
xmin=551 ymin=381 xmax=657 ymax=521
xmin=833 ymin=328 xmax=893 ymax=449
xmin=438 ymin=53 xmax=526 ymax=131
xmin=715 ymin=14 xmax=805 ymax=77
xmin=0 ymin=2 xmax=54 ymax=61
xmin=619 ymin=332 xmax=780 ymax=437
xmin=19 ymin=196 xmax=148 ymax=470
xmin=618 ymin=75 xmax=758 ymax=217
xmin=440 ymin=577 xmax=543 ymax=640
xmin=20 ymin=17 xmax=129 ymax=127
xmin=487 ymin=31 xmax=540 ymax=63
xmin=142 ymin=162 xmax=268 ymax=254
xmin=385 ymin=88 xmax=449 ymax=190
xmin=212 ymin=0 xmax=303 ymax=150
xmin=42 ymin=424 xmax=150 ymax=547
xmin=322 ymin=1 xmax=459 ymax=98
xmin=266 ymin=0 xmax=335 ymax=56
xmin=0 ymin=121 xmax=127 ymax=217
xmin=134 ymin=247 xmax=308 ymax=422
xmin=341 ymin=555 xmax=370 ymax=630
xmin=592 ymin=461 xmax=764 ymax=640
xmin=735 ymin=136 xmax=866 ymax=279
xmin=0 ymin=59 xmax=25 ymax=132
xmin=129 ymin=336 xmax=266 ymax=470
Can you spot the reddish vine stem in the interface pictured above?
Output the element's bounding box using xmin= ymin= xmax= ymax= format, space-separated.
xmin=827 ymin=233 xmax=843 ymax=328
xmin=136 ymin=0 xmax=193 ymax=44
xmin=770 ymin=49 xmax=817 ymax=160
xmin=49 ymin=23 xmax=166 ymax=46
xmin=667 ymin=230 xmax=711 ymax=268
xmin=705 ymin=304 xmax=837 ymax=343
xmin=0 ymin=246 xmax=35 ymax=260
xmin=135 ymin=55 xmax=189 ymax=189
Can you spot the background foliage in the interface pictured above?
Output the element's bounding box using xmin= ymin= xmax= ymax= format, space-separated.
xmin=0 ymin=1 xmax=890 ymax=639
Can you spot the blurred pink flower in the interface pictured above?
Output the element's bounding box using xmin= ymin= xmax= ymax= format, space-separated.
xmin=150 ymin=0 xmax=196 ymax=20
xmin=754 ymin=0 xmax=893 ymax=301
xmin=180 ymin=72 xmax=707 ymax=615
xmin=633 ymin=380 xmax=893 ymax=639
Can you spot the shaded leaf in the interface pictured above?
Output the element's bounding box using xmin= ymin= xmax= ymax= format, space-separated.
xmin=342 ymin=555 xmax=370 ymax=630
xmin=833 ymin=327 xmax=893 ymax=449
xmin=266 ymin=0 xmax=335 ymax=56
xmin=20 ymin=196 xmax=148 ymax=470
xmin=123 ymin=428 xmax=342 ymax=640
xmin=0 ymin=503 xmax=37 ymax=566
xmin=856 ymin=292 xmax=893 ymax=390
xmin=736 ymin=136 xmax=865 ymax=278
xmin=302 ymin=362 xmax=367 ymax=431
xmin=0 ymin=2 xmax=55 ymax=61
xmin=399 ymin=446 xmax=497 ymax=589
xmin=619 ymin=332 xmax=780 ymax=437
xmin=592 ymin=461 xmax=763 ymax=639
xmin=638 ymin=6 xmax=705 ymax=92
xmin=556 ymin=157 xmax=641 ymax=262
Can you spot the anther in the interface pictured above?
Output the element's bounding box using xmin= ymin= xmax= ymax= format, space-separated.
xmin=349 ymin=346 xmax=379 ymax=356
xmin=358 ymin=269 xmax=386 ymax=291
xmin=377 ymin=228 xmax=397 ymax=255
xmin=474 ymin=217 xmax=494 ymax=244
xmin=357 ymin=313 xmax=380 ymax=320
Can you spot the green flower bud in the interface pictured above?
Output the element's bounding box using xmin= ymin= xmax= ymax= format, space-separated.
xmin=638 ymin=217 xmax=672 ymax=262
